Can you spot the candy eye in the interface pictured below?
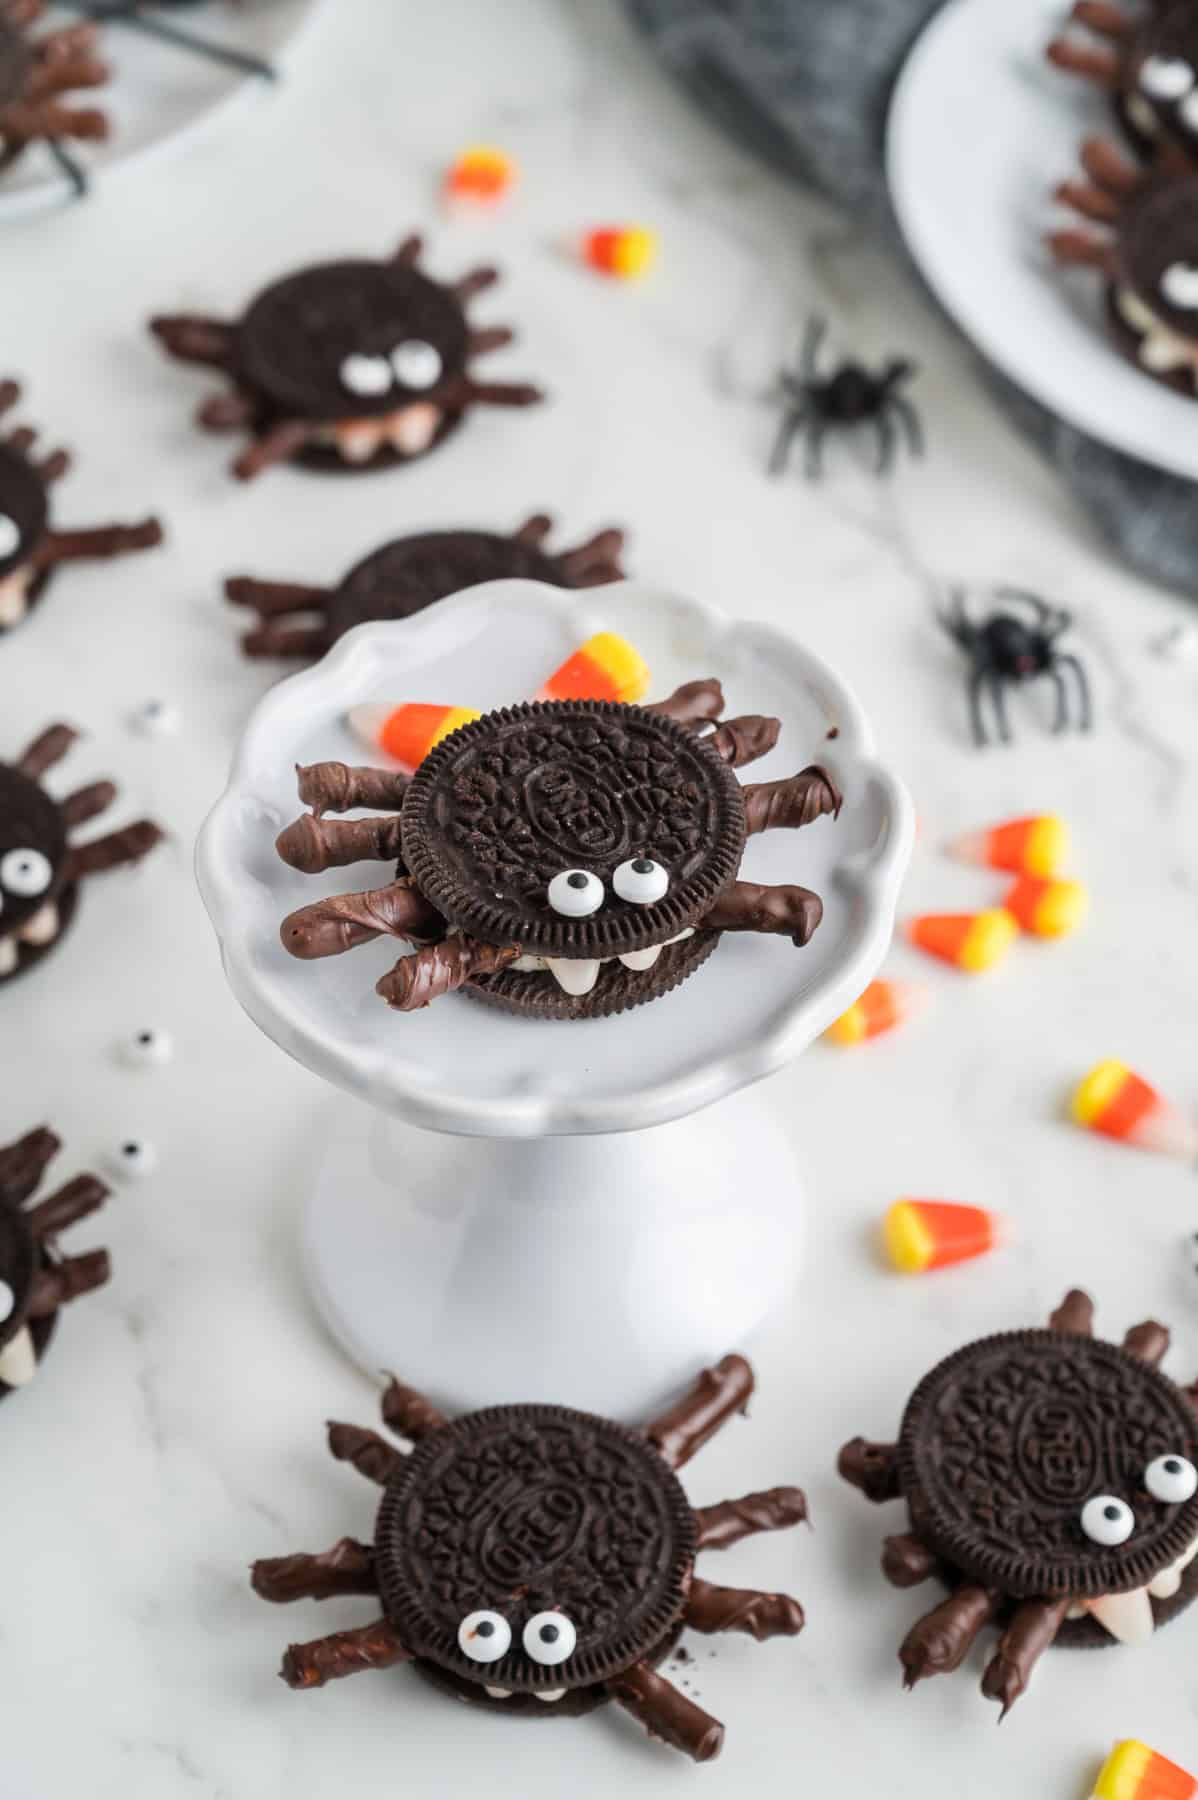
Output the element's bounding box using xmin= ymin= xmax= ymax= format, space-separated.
xmin=131 ymin=698 xmax=181 ymax=738
xmin=0 ymin=514 xmax=20 ymax=559
xmin=340 ymin=353 xmax=393 ymax=398
xmin=0 ymin=848 xmax=52 ymax=898
xmin=0 ymin=1280 xmax=14 ymax=1324
xmin=121 ymin=1028 xmax=173 ymax=1069
xmin=457 ymin=1610 xmax=511 ymax=1664
xmin=1160 ymin=262 xmax=1198 ymax=308
xmin=613 ymin=856 xmax=669 ymax=905
xmin=1179 ymin=89 xmax=1198 ymax=131
xmin=1081 ymin=1495 xmax=1135 ymax=1546
xmin=1140 ymin=53 xmax=1195 ymax=100
xmin=1145 ymin=1454 xmax=1198 ymax=1504
xmin=522 ymin=1610 xmax=577 ymax=1666
xmin=390 ymin=339 xmax=443 ymax=390
xmin=547 ymin=869 xmax=604 ymax=918
xmin=107 ymin=1138 xmax=157 ymax=1180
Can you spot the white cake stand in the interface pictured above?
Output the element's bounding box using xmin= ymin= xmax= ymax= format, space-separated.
xmin=197 ymin=581 xmax=913 ymax=1415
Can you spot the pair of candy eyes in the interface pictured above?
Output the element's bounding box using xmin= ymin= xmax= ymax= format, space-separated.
xmin=548 ymin=858 xmax=670 ymax=918
xmin=340 ymin=339 xmax=442 ymax=398
xmin=0 ymin=847 xmax=52 ymax=901
xmin=1080 ymin=1455 xmax=1198 ymax=1545
xmin=458 ymin=1609 xmax=577 ymax=1667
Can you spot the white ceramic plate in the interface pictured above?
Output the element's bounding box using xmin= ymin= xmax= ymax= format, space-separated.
xmin=197 ymin=580 xmax=914 ymax=1138
xmin=887 ymin=0 xmax=1198 ymax=479
xmin=0 ymin=0 xmax=320 ymax=218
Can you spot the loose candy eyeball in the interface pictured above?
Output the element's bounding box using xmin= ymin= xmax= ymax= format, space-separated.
xmin=130 ymin=698 xmax=181 ymax=738
xmin=107 ymin=1137 xmax=158 ymax=1180
xmin=119 ymin=1028 xmax=173 ymax=1069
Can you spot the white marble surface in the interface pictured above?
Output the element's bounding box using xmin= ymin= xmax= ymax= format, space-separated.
xmin=3 ymin=2 xmax=1198 ymax=1795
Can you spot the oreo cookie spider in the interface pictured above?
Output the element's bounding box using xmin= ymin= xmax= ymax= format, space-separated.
xmin=1050 ymin=137 xmax=1198 ymax=392
xmin=274 ymin=679 xmax=842 ymax=1021
xmin=1047 ymin=0 xmax=1198 ymax=165
xmin=252 ymin=1355 xmax=808 ymax=1763
xmin=0 ymin=2 xmax=109 ymax=195
xmin=150 ymin=233 xmax=543 ymax=480
xmin=0 ymin=1126 xmax=112 ymax=1396
xmin=938 ymin=587 xmax=1092 ymax=747
xmin=0 ymin=723 xmax=163 ymax=981
xmin=769 ymin=316 xmax=922 ymax=480
xmin=225 ymin=514 xmax=625 ymax=661
xmin=0 ymin=380 xmax=162 ymax=634
xmin=840 ymin=1290 xmax=1198 ymax=1717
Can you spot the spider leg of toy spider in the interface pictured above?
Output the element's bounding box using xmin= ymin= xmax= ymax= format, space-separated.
xmin=77 ymin=3 xmax=276 ymax=80
xmin=874 ymin=410 xmax=896 ymax=477
xmin=889 ymin=392 xmax=924 ymax=459
xmin=1055 ymin=651 xmax=1093 ymax=731
xmin=803 ymin=416 xmax=827 ymax=480
xmin=966 ymin=667 xmax=1002 ymax=748
xmin=800 ymin=315 xmax=827 ymax=384
xmin=768 ymin=403 xmax=807 ymax=477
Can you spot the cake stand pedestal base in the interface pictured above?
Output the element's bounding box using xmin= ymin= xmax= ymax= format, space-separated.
xmin=302 ymin=1079 xmax=804 ymax=1417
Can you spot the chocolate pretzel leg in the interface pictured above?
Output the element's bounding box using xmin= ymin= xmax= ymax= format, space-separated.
xmin=233 ymin=420 xmax=315 ymax=482
xmin=838 ymin=1437 xmax=901 ymax=1502
xmin=280 ymin=1619 xmax=413 ymax=1690
xmin=513 ymin=512 xmax=553 ymax=546
xmin=149 ymin=315 xmax=237 ymax=369
xmin=6 ymin=424 xmax=34 ymax=453
xmin=900 ymin=1587 xmax=1002 ymax=1689
xmin=1054 ymin=179 xmax=1120 ymax=224
xmin=33 ymin=519 xmax=163 ymax=568
xmin=742 ymin=765 xmax=842 ymax=832
xmin=380 ymin=1375 xmax=449 ymax=1442
xmin=1070 ymin=0 xmax=1136 ymax=38
xmin=39 ymin=448 xmax=70 ymax=483
xmin=557 ymin=527 xmax=626 ymax=584
xmin=1050 ymin=1289 xmax=1095 ymax=1334
xmin=980 ymin=1597 xmax=1070 ymax=1719
xmin=25 ymin=1173 xmax=108 ymax=1238
xmin=643 ymin=1354 xmax=754 ymax=1470
xmin=2 ymin=99 xmax=108 ymax=140
xmin=62 ymin=781 xmax=116 ymax=827
xmin=1045 ymin=36 xmax=1120 ymax=85
xmin=683 ymin=1577 xmax=804 ymax=1640
xmin=693 ymin=1486 xmax=808 ymax=1550
xmin=702 ymin=881 xmax=823 ymax=946
xmin=296 ymin=762 xmax=409 ymax=816
xmin=464 ymin=378 xmax=544 ymax=408
xmin=0 ymin=380 xmax=19 ymax=417
xmin=706 ymin=715 xmax=781 ymax=769
xmin=376 ymin=937 xmax=520 ymax=1010
xmin=15 ymin=723 xmax=77 ymax=778
xmin=467 ymin=326 xmax=514 ymax=357
xmin=276 ymin=813 xmax=405 ymax=874
xmin=1047 ymin=228 xmax=1116 ymax=273
xmin=1123 ymin=1319 xmax=1170 ymax=1366
xmin=644 ymin=678 xmax=725 ymax=727
xmin=226 ymin=576 xmax=331 ymax=617
xmin=326 ymin=1421 xmax=407 ymax=1486
xmin=882 ymin=1535 xmax=945 ymax=1588
xmin=0 ymin=1126 xmax=60 ymax=1204
xmin=611 ymin=1661 xmax=725 ymax=1763
xmin=453 ymin=265 xmax=499 ymax=299
xmin=26 ymin=1249 xmax=110 ymax=1316
xmin=252 ymin=1539 xmax=378 ymax=1604
xmin=198 ymin=391 xmax=258 ymax=432
xmin=281 ymin=882 xmax=443 ymax=960
xmin=1081 ymin=135 xmax=1145 ymax=197
xmin=64 ymin=820 xmax=163 ymax=881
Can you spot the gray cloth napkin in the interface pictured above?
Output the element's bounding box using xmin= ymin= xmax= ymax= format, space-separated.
xmin=629 ymin=0 xmax=1198 ymax=598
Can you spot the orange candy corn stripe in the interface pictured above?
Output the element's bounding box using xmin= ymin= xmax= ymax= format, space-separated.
xmin=348 ymin=702 xmax=481 ymax=770
xmin=907 ymin=909 xmax=1016 ymax=972
xmin=1071 ymin=1059 xmax=1198 ymax=1159
xmin=582 ymin=226 xmax=658 ymax=279
xmin=1004 ymin=873 xmax=1089 ymax=938
xmin=536 ymin=632 xmax=650 ymax=706
xmin=951 ymin=814 xmax=1069 ymax=877
xmin=825 ymin=980 xmax=919 ymax=1045
xmin=884 ymin=1200 xmax=1003 ymax=1274
xmin=1092 ymin=1740 xmax=1196 ymax=1800
xmin=445 ymin=145 xmax=516 ymax=205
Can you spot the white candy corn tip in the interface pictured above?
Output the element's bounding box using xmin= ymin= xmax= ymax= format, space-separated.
xmin=347 ymin=704 xmax=394 ymax=753
xmin=1136 ymin=1108 xmax=1198 ymax=1161
xmin=946 ymin=829 xmax=989 ymax=867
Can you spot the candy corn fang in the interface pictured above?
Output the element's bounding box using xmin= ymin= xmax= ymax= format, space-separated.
xmin=883 ymin=1200 xmax=1004 ymax=1274
xmin=444 ymin=145 xmax=516 ymax=206
xmin=950 ymin=814 xmax=1069 ymax=877
xmin=348 ymin=702 xmax=481 ymax=770
xmin=907 ymin=909 xmax=1016 ymax=972
xmin=825 ymin=979 xmax=920 ymax=1045
xmin=1003 ymin=874 xmax=1089 ymax=938
xmin=1092 ymin=1739 xmax=1196 ymax=1800
xmin=581 ymin=226 xmax=658 ymax=280
xmin=536 ymin=632 xmax=650 ymax=706
xmin=1071 ymin=1059 xmax=1198 ymax=1160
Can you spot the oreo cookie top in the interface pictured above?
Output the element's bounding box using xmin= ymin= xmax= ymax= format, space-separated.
xmin=0 ymin=1200 xmax=35 ymax=1354
xmin=401 ymin=701 xmax=746 ymax=958
xmin=0 ymin=20 xmax=32 ymax=114
xmin=898 ymin=1329 xmax=1198 ymax=1600
xmin=0 ymin=763 xmax=67 ymax=941
xmin=326 ymin=530 xmax=563 ymax=641
xmin=236 ymin=260 xmax=470 ymax=423
xmin=0 ymin=443 xmax=48 ymax=581
xmin=374 ymin=1403 xmax=696 ymax=1694
xmin=1114 ymin=179 xmax=1198 ymax=333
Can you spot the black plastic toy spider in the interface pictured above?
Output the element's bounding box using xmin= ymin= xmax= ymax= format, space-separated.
xmin=938 ymin=587 xmax=1093 ymax=747
xmin=769 ymin=318 xmax=922 ymax=479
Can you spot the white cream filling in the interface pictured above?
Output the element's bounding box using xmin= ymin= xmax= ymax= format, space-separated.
xmin=1116 ymin=286 xmax=1198 ymax=374
xmin=1066 ymin=1530 xmax=1198 ymax=1643
xmin=318 ymin=403 xmax=444 ymax=463
xmin=1126 ymin=91 xmax=1162 ymax=139
xmin=0 ymin=1325 xmax=36 ymax=1388
xmin=0 ymin=563 xmax=33 ymax=628
xmin=0 ymin=901 xmax=61 ymax=972
xmin=483 ymin=1684 xmax=565 ymax=1704
xmin=510 ymin=928 xmax=695 ymax=995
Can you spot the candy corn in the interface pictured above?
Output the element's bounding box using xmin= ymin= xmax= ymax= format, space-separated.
xmin=883 ymin=1200 xmax=1004 ymax=1274
xmin=825 ymin=980 xmax=920 ymax=1046
xmin=535 ymin=632 xmax=650 ymax=706
xmin=1003 ymin=873 xmax=1089 ymax=939
xmin=444 ymin=145 xmax=516 ymax=206
xmin=581 ymin=226 xmax=658 ymax=280
xmin=907 ymin=909 xmax=1016 ymax=972
xmin=348 ymin=702 xmax=481 ymax=769
xmin=950 ymin=814 xmax=1069 ymax=877
xmin=1092 ymin=1740 xmax=1196 ymax=1800
xmin=1071 ymin=1059 xmax=1198 ymax=1160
